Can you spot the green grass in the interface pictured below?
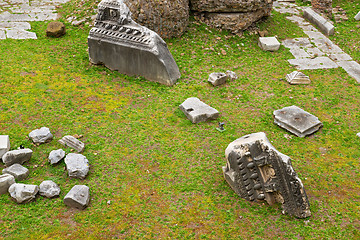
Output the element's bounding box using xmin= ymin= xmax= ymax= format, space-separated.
xmin=0 ymin=1 xmax=359 ymax=239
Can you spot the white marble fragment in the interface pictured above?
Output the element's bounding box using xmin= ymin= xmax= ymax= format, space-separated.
xmin=258 ymin=37 xmax=280 ymax=51
xmin=39 ymin=180 xmax=61 ymax=198
xmin=8 ymin=183 xmax=39 ymax=203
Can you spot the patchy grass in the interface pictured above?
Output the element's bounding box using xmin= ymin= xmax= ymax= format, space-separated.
xmin=0 ymin=1 xmax=359 ymax=239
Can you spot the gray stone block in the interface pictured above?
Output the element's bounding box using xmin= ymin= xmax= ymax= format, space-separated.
xmin=48 ymin=149 xmax=66 ymax=165
xmin=0 ymin=174 xmax=15 ymax=194
xmin=2 ymin=148 xmax=33 ymax=167
xmin=223 ymin=132 xmax=311 ymax=218
xmin=258 ymin=37 xmax=280 ymax=51
xmin=64 ymin=153 xmax=89 ymax=179
xmin=303 ymin=7 xmax=334 ymax=36
xmin=273 ymin=105 xmax=323 ymax=137
xmin=88 ymin=0 xmax=181 ymax=86
xmin=8 ymin=183 xmax=39 ymax=203
xmin=208 ymin=72 xmax=227 ymax=86
xmin=58 ymin=135 xmax=85 ymax=153
xmin=2 ymin=164 xmax=29 ymax=180
xmin=64 ymin=185 xmax=90 ymax=210
xmin=355 ymin=11 xmax=360 ymax=21
xmin=179 ymin=97 xmax=219 ymax=124
xmin=29 ymin=127 xmax=53 ymax=144
xmin=39 ymin=180 xmax=60 ymax=198
xmin=0 ymin=135 xmax=10 ymax=159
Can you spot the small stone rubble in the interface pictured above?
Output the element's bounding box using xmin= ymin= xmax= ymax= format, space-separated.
xmin=0 ymin=174 xmax=15 ymax=194
xmin=223 ymin=132 xmax=311 ymax=218
xmin=286 ymin=71 xmax=311 ymax=85
xmin=59 ymin=135 xmax=85 ymax=153
xmin=258 ymin=37 xmax=280 ymax=51
xmin=0 ymin=135 xmax=10 ymax=159
xmin=273 ymin=105 xmax=323 ymax=137
xmin=48 ymin=149 xmax=66 ymax=165
xmin=64 ymin=153 xmax=89 ymax=179
xmin=46 ymin=21 xmax=66 ymax=38
xmin=2 ymin=164 xmax=29 ymax=180
xmin=226 ymin=70 xmax=238 ymax=81
xmin=208 ymin=72 xmax=228 ymax=86
xmin=39 ymin=180 xmax=61 ymax=198
xmin=8 ymin=183 xmax=39 ymax=203
xmin=179 ymin=97 xmax=219 ymax=124
xmin=29 ymin=127 xmax=53 ymax=144
xmin=2 ymin=148 xmax=33 ymax=167
xmin=64 ymin=185 xmax=90 ymax=209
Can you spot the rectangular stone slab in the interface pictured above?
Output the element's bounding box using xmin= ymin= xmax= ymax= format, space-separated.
xmin=303 ymin=7 xmax=334 ymax=36
xmin=179 ymin=97 xmax=219 ymax=124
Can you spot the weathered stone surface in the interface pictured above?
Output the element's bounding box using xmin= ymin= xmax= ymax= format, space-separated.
xmin=258 ymin=37 xmax=280 ymax=51
xmin=0 ymin=174 xmax=15 ymax=194
xmin=311 ymin=0 xmax=332 ymax=18
xmin=288 ymin=57 xmax=338 ymax=70
xmin=39 ymin=180 xmax=61 ymax=198
xmin=2 ymin=164 xmax=29 ymax=180
xmin=337 ymin=61 xmax=360 ymax=84
xmin=303 ymin=7 xmax=334 ymax=36
xmin=64 ymin=185 xmax=90 ymax=209
xmin=29 ymin=127 xmax=53 ymax=144
xmin=8 ymin=183 xmax=39 ymax=203
xmin=125 ymin=0 xmax=189 ymax=39
xmin=88 ymin=0 xmax=181 ymax=86
xmin=0 ymin=135 xmax=10 ymax=159
xmin=190 ymin=0 xmax=273 ymax=12
xmin=208 ymin=72 xmax=227 ymax=86
xmin=195 ymin=8 xmax=271 ymax=34
xmin=48 ymin=149 xmax=66 ymax=165
xmin=286 ymin=71 xmax=311 ymax=84
xmin=355 ymin=11 xmax=360 ymax=21
xmin=223 ymin=132 xmax=311 ymax=218
xmin=2 ymin=148 xmax=33 ymax=167
xmin=179 ymin=97 xmax=219 ymax=124
xmin=59 ymin=135 xmax=85 ymax=153
xmin=273 ymin=105 xmax=323 ymax=137
xmin=64 ymin=153 xmax=89 ymax=179
xmin=46 ymin=21 xmax=66 ymax=37
xmin=226 ymin=70 xmax=238 ymax=80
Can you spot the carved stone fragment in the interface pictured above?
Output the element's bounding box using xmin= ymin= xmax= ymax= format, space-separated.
xmin=88 ymin=0 xmax=181 ymax=86
xmin=273 ymin=106 xmax=323 ymax=137
xmin=0 ymin=135 xmax=10 ymax=159
xmin=2 ymin=148 xmax=33 ymax=167
xmin=179 ymin=97 xmax=219 ymax=123
xmin=258 ymin=37 xmax=280 ymax=51
xmin=8 ymin=183 xmax=39 ymax=203
xmin=64 ymin=185 xmax=90 ymax=209
xmin=48 ymin=149 xmax=66 ymax=165
xmin=286 ymin=71 xmax=311 ymax=85
xmin=59 ymin=135 xmax=85 ymax=153
xmin=2 ymin=164 xmax=29 ymax=180
xmin=29 ymin=127 xmax=53 ymax=144
xmin=223 ymin=132 xmax=311 ymax=218
xmin=208 ymin=72 xmax=227 ymax=86
xmin=39 ymin=180 xmax=61 ymax=198
xmin=0 ymin=174 xmax=15 ymax=195
xmin=64 ymin=153 xmax=89 ymax=179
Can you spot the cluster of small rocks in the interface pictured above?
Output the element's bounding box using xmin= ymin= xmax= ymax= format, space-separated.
xmin=208 ymin=70 xmax=238 ymax=86
xmin=0 ymin=127 xmax=90 ymax=210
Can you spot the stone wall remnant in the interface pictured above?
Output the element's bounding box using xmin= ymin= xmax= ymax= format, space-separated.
xmin=223 ymin=132 xmax=311 ymax=218
xmin=88 ymin=0 xmax=181 ymax=86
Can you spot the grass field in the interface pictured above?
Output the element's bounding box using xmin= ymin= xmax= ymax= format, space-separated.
xmin=0 ymin=0 xmax=359 ymax=239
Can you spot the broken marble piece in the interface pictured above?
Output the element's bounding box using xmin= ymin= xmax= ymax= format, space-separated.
xmin=303 ymin=7 xmax=334 ymax=36
xmin=357 ymin=132 xmax=360 ymax=138
xmin=258 ymin=37 xmax=280 ymax=51
xmin=355 ymin=11 xmax=360 ymax=21
xmin=208 ymin=72 xmax=227 ymax=86
xmin=64 ymin=153 xmax=89 ymax=179
xmin=46 ymin=21 xmax=66 ymax=37
xmin=88 ymin=0 xmax=181 ymax=86
xmin=273 ymin=106 xmax=323 ymax=137
xmin=226 ymin=70 xmax=238 ymax=81
xmin=2 ymin=148 xmax=33 ymax=167
xmin=48 ymin=149 xmax=66 ymax=165
xmin=29 ymin=127 xmax=53 ymax=144
xmin=8 ymin=183 xmax=39 ymax=203
xmin=39 ymin=180 xmax=61 ymax=198
xmin=64 ymin=185 xmax=90 ymax=209
xmin=0 ymin=174 xmax=15 ymax=195
xmin=286 ymin=71 xmax=311 ymax=85
xmin=2 ymin=164 xmax=29 ymax=180
xmin=58 ymin=135 xmax=85 ymax=152
xmin=179 ymin=97 xmax=219 ymax=124
xmin=0 ymin=135 xmax=10 ymax=159
xmin=223 ymin=132 xmax=311 ymax=218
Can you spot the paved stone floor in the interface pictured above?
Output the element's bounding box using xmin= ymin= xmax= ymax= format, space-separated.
xmin=0 ymin=0 xmax=69 ymax=39
xmin=273 ymin=1 xmax=360 ymax=83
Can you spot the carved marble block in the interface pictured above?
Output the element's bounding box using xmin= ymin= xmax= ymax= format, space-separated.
xmin=88 ymin=0 xmax=181 ymax=86
xmin=223 ymin=132 xmax=311 ymax=218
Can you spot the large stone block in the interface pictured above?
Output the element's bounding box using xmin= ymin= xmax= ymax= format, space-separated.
xmin=8 ymin=183 xmax=39 ymax=203
xmin=223 ymin=132 xmax=311 ymax=218
xmin=0 ymin=135 xmax=10 ymax=159
xmin=303 ymin=7 xmax=334 ymax=36
xmin=64 ymin=185 xmax=90 ymax=209
xmin=39 ymin=180 xmax=61 ymax=198
xmin=258 ymin=37 xmax=280 ymax=51
xmin=2 ymin=148 xmax=33 ymax=167
xmin=0 ymin=174 xmax=15 ymax=195
xmin=29 ymin=127 xmax=53 ymax=144
xmin=179 ymin=97 xmax=219 ymax=124
xmin=64 ymin=153 xmax=89 ymax=179
xmin=2 ymin=164 xmax=29 ymax=180
xmin=88 ymin=0 xmax=181 ymax=86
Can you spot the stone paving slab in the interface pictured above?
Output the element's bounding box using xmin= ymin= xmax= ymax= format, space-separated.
xmin=6 ymin=29 xmax=37 ymax=39
xmin=288 ymin=57 xmax=338 ymax=70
